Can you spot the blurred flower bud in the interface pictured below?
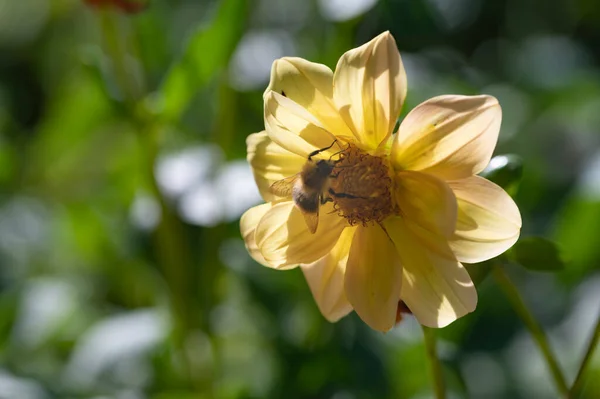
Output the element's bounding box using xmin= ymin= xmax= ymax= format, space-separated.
xmin=83 ymin=0 xmax=148 ymax=14
xmin=395 ymin=301 xmax=412 ymax=325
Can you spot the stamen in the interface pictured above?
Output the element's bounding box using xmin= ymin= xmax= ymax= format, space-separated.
xmin=329 ymin=144 xmax=397 ymax=225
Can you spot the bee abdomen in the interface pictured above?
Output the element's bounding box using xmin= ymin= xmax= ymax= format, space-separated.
xmin=293 ymin=186 xmax=319 ymax=213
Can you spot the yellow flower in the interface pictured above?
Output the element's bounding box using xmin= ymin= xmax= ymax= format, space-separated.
xmin=240 ymin=31 xmax=521 ymax=332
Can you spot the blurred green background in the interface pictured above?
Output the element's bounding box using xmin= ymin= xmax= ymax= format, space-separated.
xmin=0 ymin=0 xmax=599 ymax=398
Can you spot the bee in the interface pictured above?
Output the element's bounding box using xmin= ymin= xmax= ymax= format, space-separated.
xmin=269 ymin=141 xmax=340 ymax=234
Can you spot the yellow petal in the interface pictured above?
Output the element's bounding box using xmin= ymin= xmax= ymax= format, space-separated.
xmin=394 ymin=170 xmax=457 ymax=237
xmin=447 ymin=175 xmax=522 ymax=263
xmin=265 ymin=57 xmax=354 ymax=141
xmin=301 ymin=227 xmax=356 ymax=322
xmin=240 ymin=203 xmax=272 ymax=267
xmin=383 ymin=217 xmax=477 ymax=328
xmin=255 ymin=201 xmax=347 ymax=269
xmin=246 ymin=131 xmax=306 ymax=201
xmin=264 ymin=91 xmax=338 ymax=159
xmin=333 ymin=31 xmax=407 ymax=151
xmin=344 ymin=224 xmax=402 ymax=332
xmin=392 ymin=95 xmax=501 ymax=180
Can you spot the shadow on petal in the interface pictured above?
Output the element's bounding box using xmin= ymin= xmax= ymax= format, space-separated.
xmin=383 ymin=216 xmax=478 ymax=328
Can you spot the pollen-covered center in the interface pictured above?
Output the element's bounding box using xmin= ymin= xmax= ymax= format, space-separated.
xmin=329 ymin=144 xmax=397 ymax=225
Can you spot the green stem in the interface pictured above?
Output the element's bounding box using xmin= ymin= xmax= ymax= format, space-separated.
xmin=569 ymin=311 xmax=600 ymax=398
xmin=492 ymin=264 xmax=569 ymax=396
xmin=99 ymin=9 xmax=139 ymax=106
xmin=98 ymin=11 xmax=210 ymax=394
xmin=422 ymin=326 xmax=446 ymax=399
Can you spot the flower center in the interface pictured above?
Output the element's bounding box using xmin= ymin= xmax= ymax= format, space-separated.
xmin=329 ymin=144 xmax=397 ymax=225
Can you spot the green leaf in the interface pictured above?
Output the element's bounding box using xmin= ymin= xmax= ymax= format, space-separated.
xmin=157 ymin=0 xmax=248 ymax=122
xmin=554 ymin=198 xmax=600 ymax=282
xmin=480 ymin=154 xmax=523 ymax=195
xmin=511 ymin=237 xmax=566 ymax=272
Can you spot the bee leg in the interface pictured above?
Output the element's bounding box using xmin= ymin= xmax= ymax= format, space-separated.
xmin=320 ymin=195 xmax=333 ymax=204
xmin=328 ymin=188 xmax=368 ymax=200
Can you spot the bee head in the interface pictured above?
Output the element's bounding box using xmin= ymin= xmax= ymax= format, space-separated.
xmin=315 ymin=159 xmax=335 ymax=175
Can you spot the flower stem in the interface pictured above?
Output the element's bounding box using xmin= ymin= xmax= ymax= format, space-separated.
xmin=99 ymin=9 xmax=139 ymax=106
xmin=492 ymin=264 xmax=569 ymax=396
xmin=422 ymin=326 xmax=446 ymax=399
xmin=98 ymin=11 xmax=211 ymax=394
xmin=569 ymin=311 xmax=600 ymax=398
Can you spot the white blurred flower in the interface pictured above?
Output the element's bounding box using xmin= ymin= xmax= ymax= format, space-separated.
xmin=62 ymin=310 xmax=168 ymax=392
xmin=155 ymin=145 xmax=261 ymax=228
xmin=229 ymin=30 xmax=296 ymax=91
xmin=318 ymin=0 xmax=378 ymax=22
xmin=155 ymin=145 xmax=222 ymax=199
xmin=0 ymin=370 xmax=48 ymax=399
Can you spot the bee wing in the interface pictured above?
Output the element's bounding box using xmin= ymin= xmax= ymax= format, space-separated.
xmin=271 ymin=174 xmax=320 ymax=234
xmin=302 ymin=209 xmax=319 ymax=234
xmin=293 ymin=190 xmax=320 ymax=234
xmin=269 ymin=174 xmax=300 ymax=198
